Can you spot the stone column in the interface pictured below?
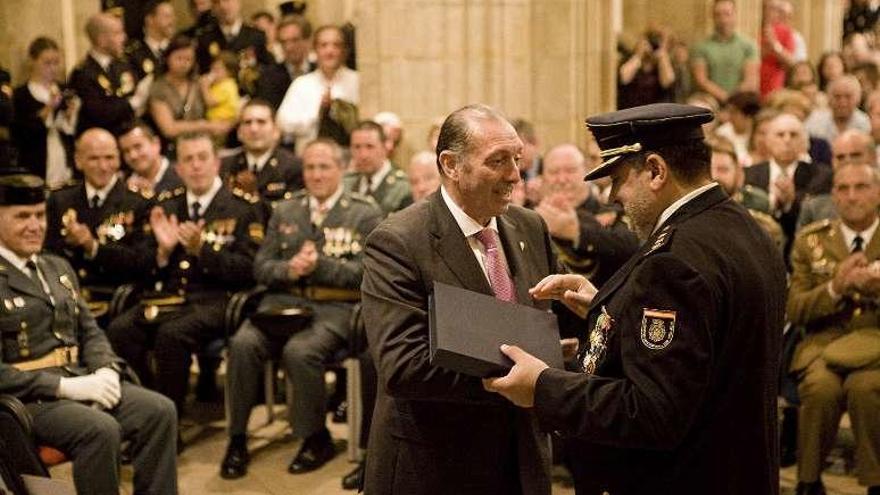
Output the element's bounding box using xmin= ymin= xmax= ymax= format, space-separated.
xmin=792 ymin=0 xmax=843 ymax=63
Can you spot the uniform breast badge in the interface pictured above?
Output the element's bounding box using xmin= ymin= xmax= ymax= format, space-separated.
xmin=582 ymin=305 xmax=613 ymax=374
xmin=640 ymin=308 xmax=676 ymax=350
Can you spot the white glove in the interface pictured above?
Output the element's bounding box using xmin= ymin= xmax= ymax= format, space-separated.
xmin=57 ymin=367 xmax=121 ymax=409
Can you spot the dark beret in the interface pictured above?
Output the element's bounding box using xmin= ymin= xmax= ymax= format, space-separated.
xmin=0 ymin=174 xmax=46 ymax=206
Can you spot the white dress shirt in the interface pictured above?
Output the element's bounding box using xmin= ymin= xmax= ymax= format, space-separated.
xmin=440 ymin=186 xmax=512 ymax=285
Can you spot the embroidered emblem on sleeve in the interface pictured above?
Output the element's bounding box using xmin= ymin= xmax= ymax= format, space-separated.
xmin=640 ymin=308 xmax=676 ymax=350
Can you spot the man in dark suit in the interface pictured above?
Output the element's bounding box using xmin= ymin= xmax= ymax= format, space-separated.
xmin=0 ymin=173 xmax=177 ymax=495
xmin=221 ymin=99 xmax=303 ymax=217
xmin=69 ymin=13 xmax=139 ymax=136
xmin=253 ymin=15 xmax=314 ymax=110
xmin=45 ymin=128 xmax=154 ymax=301
xmin=744 ymin=112 xmax=832 ymax=251
xmin=105 ymin=132 xmax=262 ymax=415
xmin=118 ymin=121 xmax=183 ymax=196
xmin=485 ymin=103 xmax=787 ymax=495
xmin=361 ymin=104 xmax=563 ymax=495
xmin=220 ymin=138 xmax=382 ymax=479
xmin=196 ymin=0 xmax=273 ymax=94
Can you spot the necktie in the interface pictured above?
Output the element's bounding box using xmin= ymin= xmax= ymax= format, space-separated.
xmin=90 ymin=194 xmax=101 ymax=209
xmin=312 ymin=202 xmax=329 ymax=227
xmin=853 ymin=235 xmax=865 ymax=253
xmin=359 ymin=176 xmax=372 ymax=195
xmin=24 ymin=260 xmax=44 ymax=293
xmin=474 ymin=228 xmax=517 ymax=303
xmin=191 ymin=201 xmax=202 ymax=221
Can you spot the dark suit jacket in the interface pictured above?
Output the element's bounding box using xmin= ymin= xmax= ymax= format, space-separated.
xmin=11 ymin=84 xmax=75 ymax=179
xmin=744 ymin=160 xmax=832 ymax=252
xmin=361 ymin=190 xmax=559 ymax=495
xmin=534 ymin=186 xmax=786 ymax=495
xmin=195 ymin=24 xmax=273 ymax=80
xmin=68 ymin=55 xmax=136 ymax=136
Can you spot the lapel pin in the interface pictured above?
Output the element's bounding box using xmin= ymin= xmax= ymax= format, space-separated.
xmin=519 ymin=241 xmax=525 ymax=251
xmin=13 ymin=297 xmax=25 ymax=308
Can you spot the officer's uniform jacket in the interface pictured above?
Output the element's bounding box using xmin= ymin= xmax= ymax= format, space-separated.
xmin=124 ymin=38 xmax=163 ymax=82
xmin=68 ymin=55 xmax=136 ymax=136
xmin=534 ymin=186 xmax=787 ymax=495
xmin=150 ymin=185 xmax=262 ymax=301
xmin=195 ymin=23 xmax=273 ymax=94
xmin=45 ymin=179 xmax=154 ymax=288
xmin=787 ymin=218 xmax=880 ymax=373
xmin=343 ymin=167 xmax=413 ymax=216
xmin=220 ymin=146 xmax=304 ymax=204
xmin=0 ymin=254 xmax=124 ymax=400
xmin=254 ymin=190 xmax=382 ymax=338
xmin=554 ymin=195 xmax=639 ymax=289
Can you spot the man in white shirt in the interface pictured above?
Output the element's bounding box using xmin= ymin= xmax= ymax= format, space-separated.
xmin=277 ymin=25 xmax=359 ymax=153
xmin=806 ymin=75 xmax=872 ymax=143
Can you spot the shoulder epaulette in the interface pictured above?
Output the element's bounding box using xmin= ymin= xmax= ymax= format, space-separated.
xmin=799 ymin=218 xmax=833 ymax=235
xmin=127 ymin=183 xmax=155 ymax=200
xmin=347 ymin=192 xmax=377 ymax=206
xmin=50 ymin=179 xmax=81 ymax=192
xmin=157 ymin=186 xmax=185 ymax=202
xmin=645 ymin=224 xmax=675 ymax=256
xmin=231 ymin=187 xmax=259 ymax=204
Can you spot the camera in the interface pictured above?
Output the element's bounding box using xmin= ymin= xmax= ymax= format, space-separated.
xmin=646 ymin=31 xmax=663 ymax=51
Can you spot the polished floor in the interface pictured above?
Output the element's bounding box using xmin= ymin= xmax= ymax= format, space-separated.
xmin=48 ymin=394 xmax=866 ymax=495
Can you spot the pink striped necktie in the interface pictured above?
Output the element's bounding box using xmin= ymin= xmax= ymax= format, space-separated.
xmin=474 ymin=228 xmax=517 ymax=303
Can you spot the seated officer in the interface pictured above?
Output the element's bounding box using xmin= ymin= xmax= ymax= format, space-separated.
xmin=343 ymin=121 xmax=413 ymax=216
xmin=533 ymin=143 xmax=638 ymax=288
xmin=220 ymin=138 xmax=382 ymax=479
xmin=45 ymin=128 xmax=154 ymax=313
xmin=106 ymin=132 xmax=262 ymax=413
xmin=220 ymin=98 xmax=304 ymax=215
xmin=788 ymin=161 xmax=880 ymax=495
xmin=0 ymin=173 xmax=177 ymax=495
xmin=118 ymin=121 xmax=183 ymax=196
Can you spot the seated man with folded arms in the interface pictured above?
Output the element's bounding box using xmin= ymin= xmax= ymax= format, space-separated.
xmin=220 ymin=138 xmax=382 ymax=479
xmin=0 ymin=173 xmax=177 ymax=495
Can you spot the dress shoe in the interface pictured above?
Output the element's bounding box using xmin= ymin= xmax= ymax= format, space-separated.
xmin=220 ymin=442 xmax=250 ymax=479
xmin=795 ymin=481 xmax=826 ymax=495
xmin=342 ymin=462 xmax=364 ymax=490
xmin=288 ymin=430 xmax=337 ymax=474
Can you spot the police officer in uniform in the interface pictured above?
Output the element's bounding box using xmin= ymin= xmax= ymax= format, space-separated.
xmin=220 ymin=138 xmax=381 ymax=479
xmin=45 ymin=129 xmax=154 ymax=315
xmin=106 ymin=132 xmax=262 ymax=414
xmin=69 ymin=13 xmax=139 ymax=136
xmin=221 ymin=99 xmax=303 ymax=217
xmin=0 ymin=173 xmax=177 ymax=495
xmin=343 ymin=121 xmax=412 ymax=216
xmin=195 ymin=0 xmax=273 ymax=94
xmin=124 ymin=0 xmax=176 ymax=82
xmin=118 ymin=121 xmax=184 ymax=196
xmin=533 ymin=143 xmax=639 ymax=288
xmin=787 ymin=160 xmax=880 ymax=495
xmin=485 ymin=103 xmax=787 ymax=495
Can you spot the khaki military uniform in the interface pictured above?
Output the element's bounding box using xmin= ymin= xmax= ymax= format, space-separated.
xmin=788 ymin=218 xmax=880 ymax=487
xmin=226 ymin=190 xmax=382 ymax=439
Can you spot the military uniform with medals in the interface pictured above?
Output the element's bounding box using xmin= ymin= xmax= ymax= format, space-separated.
xmin=220 ymin=145 xmax=304 ymax=218
xmin=533 ymin=104 xmax=787 ymax=495
xmin=124 ymin=38 xmax=162 ymax=82
xmin=222 ymin=189 xmax=381 ymax=477
xmin=787 ymin=218 xmax=880 ymax=488
xmin=0 ymin=174 xmax=177 ymax=495
xmin=195 ymin=23 xmax=274 ymax=95
xmin=343 ymin=165 xmax=413 ymax=216
xmin=68 ymin=54 xmax=137 ymax=136
xmin=553 ymin=195 xmax=639 ymax=288
xmin=105 ymin=182 xmax=263 ymax=412
xmin=44 ymin=178 xmax=155 ymax=317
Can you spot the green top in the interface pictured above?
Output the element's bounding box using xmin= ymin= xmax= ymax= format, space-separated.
xmin=691 ymin=32 xmax=757 ymax=94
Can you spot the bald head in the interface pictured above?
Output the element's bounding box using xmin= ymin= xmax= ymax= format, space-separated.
xmin=832 ymin=129 xmax=877 ymax=168
xmin=542 ymin=144 xmax=589 ymax=202
xmin=767 ymin=113 xmax=806 ymax=165
xmin=86 ymin=13 xmax=126 ymax=57
xmin=76 ymin=128 xmax=121 ymax=189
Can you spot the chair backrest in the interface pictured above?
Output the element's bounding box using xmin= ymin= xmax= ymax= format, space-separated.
xmin=0 ymin=395 xmax=50 ymax=480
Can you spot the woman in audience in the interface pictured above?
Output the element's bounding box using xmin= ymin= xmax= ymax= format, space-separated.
xmin=748 ymin=108 xmax=781 ymax=166
xmin=715 ymin=91 xmax=761 ymax=166
xmin=148 ymin=34 xmax=228 ymax=155
xmin=11 ymin=37 xmax=76 ymax=187
xmin=817 ymin=51 xmax=846 ymax=92
xmin=787 ymin=60 xmax=827 ymax=109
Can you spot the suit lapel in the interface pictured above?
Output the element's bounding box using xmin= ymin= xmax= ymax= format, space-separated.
xmin=497 ymin=214 xmax=532 ymax=304
xmin=428 ymin=193 xmax=493 ymax=296
xmin=0 ymin=255 xmax=51 ymax=303
xmin=866 ymin=224 xmax=880 ymax=261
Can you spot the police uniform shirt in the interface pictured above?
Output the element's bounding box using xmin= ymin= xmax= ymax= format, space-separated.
xmin=85 ymin=175 xmax=118 ymax=210
xmin=246 ymin=149 xmax=272 ymax=174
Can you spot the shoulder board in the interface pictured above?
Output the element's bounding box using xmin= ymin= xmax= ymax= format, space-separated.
xmin=391 ymin=169 xmax=407 ymax=179
xmin=799 ymin=218 xmax=833 ymax=235
xmin=747 ymin=209 xmax=775 ymax=224
xmin=644 ymin=224 xmax=675 ymax=256
xmin=231 ymin=187 xmax=260 ymax=204
xmin=127 ymin=183 xmax=155 ymax=200
xmin=157 ymin=187 xmax=185 ymax=202
xmin=344 ymin=170 xmax=360 ymax=179
xmin=290 ymin=189 xmax=308 ymax=199
xmin=50 ymin=179 xmax=81 ymax=192
xmin=347 ymin=192 xmax=377 ymax=206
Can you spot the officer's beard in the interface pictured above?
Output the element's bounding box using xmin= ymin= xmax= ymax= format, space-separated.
xmin=623 ymin=194 xmax=657 ymax=242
